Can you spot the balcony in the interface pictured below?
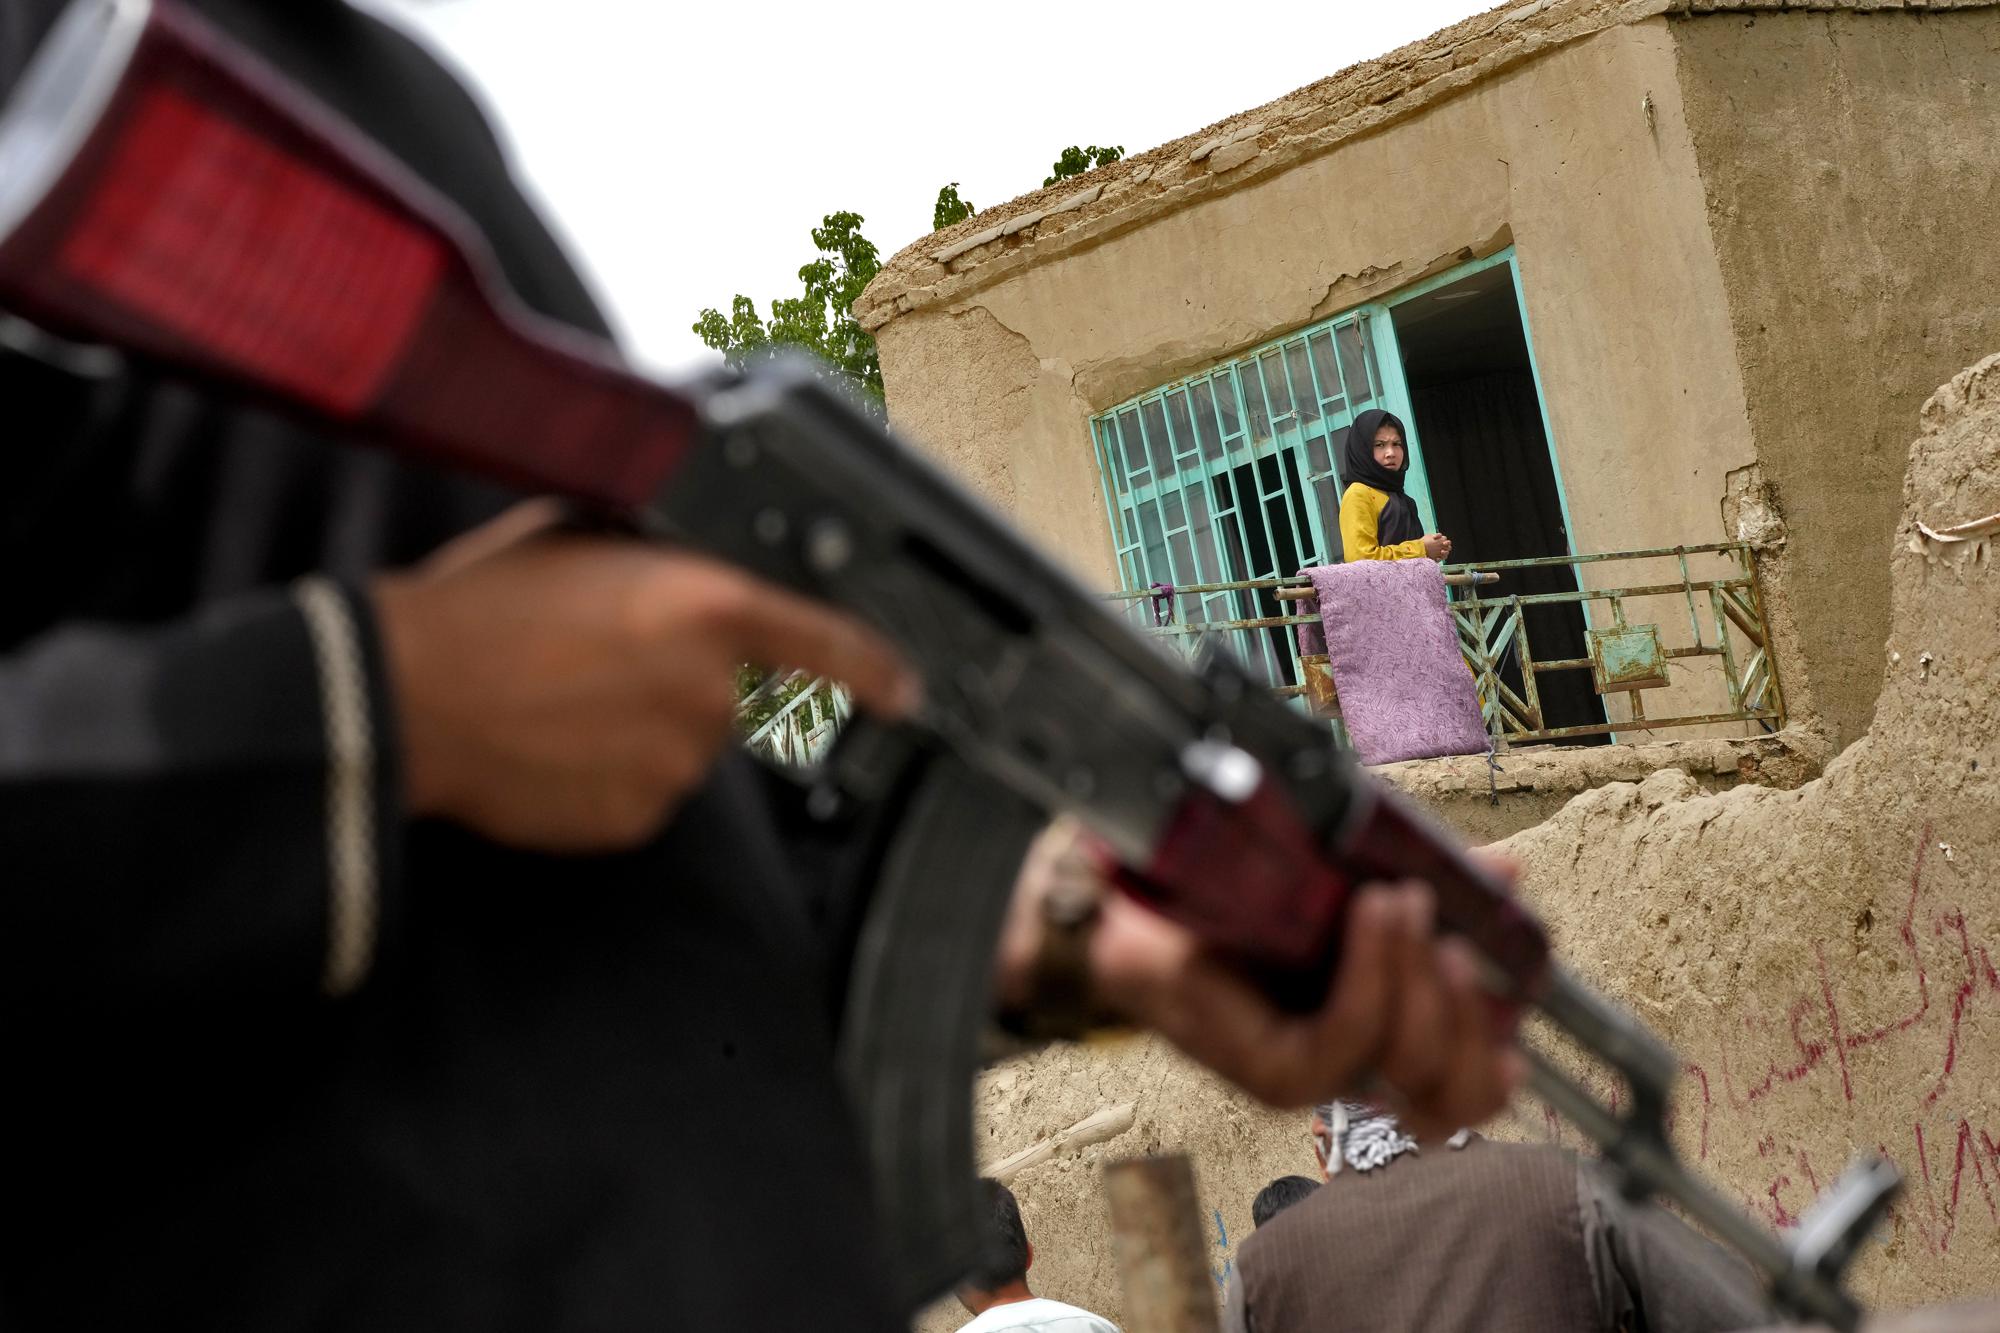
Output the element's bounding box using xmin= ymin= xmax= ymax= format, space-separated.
xmin=736 ymin=543 xmax=1791 ymax=787
xmin=1106 ymin=541 xmax=1786 ymax=748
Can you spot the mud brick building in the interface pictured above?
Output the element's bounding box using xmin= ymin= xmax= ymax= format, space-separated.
xmin=861 ymin=0 xmax=2000 ymax=754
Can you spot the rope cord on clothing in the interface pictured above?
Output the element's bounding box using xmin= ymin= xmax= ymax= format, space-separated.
xmin=293 ymin=577 xmax=377 ymax=998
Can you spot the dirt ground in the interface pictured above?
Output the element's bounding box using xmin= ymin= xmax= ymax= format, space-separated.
xmin=914 ymin=354 xmax=2000 ymax=1331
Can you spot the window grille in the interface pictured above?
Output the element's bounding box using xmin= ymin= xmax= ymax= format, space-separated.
xmin=1090 ymin=310 xmax=1396 ymax=684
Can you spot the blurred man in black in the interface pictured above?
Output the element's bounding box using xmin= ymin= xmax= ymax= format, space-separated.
xmin=0 ymin=3 xmax=1518 ymax=1328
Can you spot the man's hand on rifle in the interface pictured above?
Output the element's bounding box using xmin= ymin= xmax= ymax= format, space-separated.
xmin=373 ymin=502 xmax=921 ymax=851
xmin=998 ymin=824 xmax=1523 ymax=1139
xmin=1094 ymin=881 xmax=1521 ymax=1135
xmin=377 ymin=505 xmax=1517 ymax=1133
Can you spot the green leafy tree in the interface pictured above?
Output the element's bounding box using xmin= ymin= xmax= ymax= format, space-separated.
xmin=1044 ymin=144 xmax=1124 ymax=187
xmin=932 ymin=182 xmax=977 ymax=230
xmin=697 ymin=147 xmax=1122 ymax=411
xmin=693 ymin=210 xmax=883 ymax=413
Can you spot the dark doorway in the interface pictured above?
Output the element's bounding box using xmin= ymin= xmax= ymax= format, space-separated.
xmin=1389 ymin=265 xmax=1607 ymax=740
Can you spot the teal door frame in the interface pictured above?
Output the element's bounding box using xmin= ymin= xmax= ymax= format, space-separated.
xmin=1384 ymin=246 xmax=1602 ymax=734
xmin=1505 ymin=252 xmax=1579 ymax=549
xmin=1380 ymin=245 xmax=1576 ymax=554
xmin=1362 ymin=303 xmax=1437 ymax=532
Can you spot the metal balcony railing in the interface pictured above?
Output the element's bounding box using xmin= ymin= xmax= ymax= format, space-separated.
xmin=1107 ymin=542 xmax=1786 ymax=748
xmin=737 ymin=668 xmax=849 ymax=768
xmin=736 ymin=543 xmax=1787 ymax=765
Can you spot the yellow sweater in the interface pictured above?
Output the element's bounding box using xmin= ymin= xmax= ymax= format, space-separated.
xmin=1339 ymin=483 xmax=1427 ymax=562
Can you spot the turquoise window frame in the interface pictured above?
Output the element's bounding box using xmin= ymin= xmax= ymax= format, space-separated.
xmin=1090 ymin=306 xmax=1434 ymax=682
xmin=1088 ymin=244 xmax=1583 ymax=707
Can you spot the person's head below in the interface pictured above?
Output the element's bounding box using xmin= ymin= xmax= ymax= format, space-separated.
xmin=956 ymin=1180 xmax=1035 ymax=1315
xmin=1309 ymin=1100 xmax=1417 ymax=1180
xmin=1371 ymin=419 xmax=1406 ymax=474
xmin=1251 ymin=1175 xmax=1320 ymax=1229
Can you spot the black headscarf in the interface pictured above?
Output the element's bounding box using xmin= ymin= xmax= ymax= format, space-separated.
xmin=1340 ymin=408 xmax=1425 ymax=546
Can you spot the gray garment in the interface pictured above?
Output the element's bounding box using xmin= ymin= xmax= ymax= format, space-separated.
xmin=1224 ymin=1145 xmax=1771 ymax=1333
xmin=1577 ymin=1159 xmax=1770 ymax=1333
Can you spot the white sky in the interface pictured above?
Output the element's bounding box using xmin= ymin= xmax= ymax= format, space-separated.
xmin=365 ymin=0 xmax=1494 ymax=373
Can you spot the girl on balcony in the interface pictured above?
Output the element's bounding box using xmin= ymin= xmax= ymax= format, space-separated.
xmin=1339 ymin=409 xmax=1453 ymax=563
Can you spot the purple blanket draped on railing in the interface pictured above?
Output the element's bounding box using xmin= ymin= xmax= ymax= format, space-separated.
xmin=1293 ymin=560 xmax=1489 ymax=766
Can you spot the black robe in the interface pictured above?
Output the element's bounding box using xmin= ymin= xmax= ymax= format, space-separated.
xmin=0 ymin=4 xmax=897 ymax=1328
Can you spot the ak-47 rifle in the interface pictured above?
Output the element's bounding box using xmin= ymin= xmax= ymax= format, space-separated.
xmin=0 ymin=2 xmax=1899 ymax=1325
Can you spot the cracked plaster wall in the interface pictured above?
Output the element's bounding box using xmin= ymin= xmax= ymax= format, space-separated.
xmin=1670 ymin=8 xmax=2000 ymax=753
xmin=874 ymin=304 xmax=1096 ymax=570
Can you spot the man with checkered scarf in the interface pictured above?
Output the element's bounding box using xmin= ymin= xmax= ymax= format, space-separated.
xmin=1224 ymin=1100 xmax=1770 ymax=1333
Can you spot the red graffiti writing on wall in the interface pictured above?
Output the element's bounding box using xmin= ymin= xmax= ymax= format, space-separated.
xmin=1529 ymin=823 xmax=1999 ymax=1256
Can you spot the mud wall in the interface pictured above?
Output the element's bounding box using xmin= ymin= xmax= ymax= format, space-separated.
xmin=914 ymin=357 xmax=2000 ymax=1328
xmin=911 ymin=1038 xmax=1310 ymax=1333
xmin=1492 ymin=354 xmax=2000 ymax=1310
xmin=1670 ymin=8 xmax=2000 ymax=751
xmin=1381 ymin=728 xmax=1821 ymax=846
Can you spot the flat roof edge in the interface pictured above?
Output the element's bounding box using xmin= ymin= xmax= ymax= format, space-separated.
xmin=861 ymin=0 xmax=1995 ymax=331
